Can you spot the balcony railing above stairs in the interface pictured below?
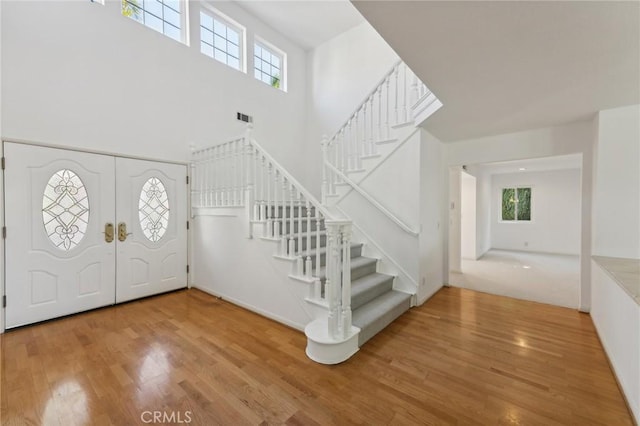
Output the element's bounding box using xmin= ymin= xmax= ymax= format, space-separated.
xmin=322 ymin=60 xmax=432 ymax=204
xmin=191 ymin=126 xmax=357 ymax=344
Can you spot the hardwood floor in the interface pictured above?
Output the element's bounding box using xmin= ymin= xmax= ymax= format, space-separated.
xmin=0 ymin=287 xmax=633 ymax=425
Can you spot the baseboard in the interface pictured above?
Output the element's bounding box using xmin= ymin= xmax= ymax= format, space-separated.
xmin=417 ymin=283 xmax=444 ymax=306
xmin=590 ymin=313 xmax=639 ymax=424
xmin=192 ymin=285 xmax=306 ymax=332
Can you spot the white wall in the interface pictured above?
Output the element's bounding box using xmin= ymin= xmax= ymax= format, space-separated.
xmin=0 ymin=0 xmax=4 ymax=334
xmin=593 ymin=104 xmax=640 ymax=259
xmin=458 ymin=165 xmax=491 ymax=259
xmin=447 ymin=167 xmax=462 ymax=274
xmin=419 ymin=130 xmax=445 ymax=303
xmin=445 ymin=119 xmax=594 ymax=311
xmin=192 ymin=209 xmax=320 ymax=331
xmin=476 ymin=171 xmax=492 ymax=257
xmin=304 ymin=22 xmax=398 ymax=194
xmin=591 ymin=261 xmax=640 ymax=423
xmin=491 ymin=169 xmax=582 ymax=255
xmin=460 ymin=171 xmax=476 ymax=259
xmin=337 ymin=129 xmax=421 ymax=295
xmin=1 ymin=0 xmax=307 ymax=177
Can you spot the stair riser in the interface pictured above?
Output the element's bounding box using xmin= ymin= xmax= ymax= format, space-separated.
xmin=304 ymin=246 xmax=363 ymax=271
xmin=264 ymin=220 xmax=325 ymax=238
xmin=355 ymin=295 xmax=411 ymax=346
xmin=285 ymin=234 xmax=327 ymax=253
xmin=280 ymin=220 xmax=325 ymax=235
xmin=350 ymin=260 xmax=378 ymax=281
xmin=351 ymin=277 xmax=394 ymax=311
xmin=264 ymin=206 xmax=316 ymax=217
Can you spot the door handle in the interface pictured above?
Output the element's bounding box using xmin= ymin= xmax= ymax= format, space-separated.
xmin=118 ymin=222 xmax=133 ymax=242
xmin=104 ymin=223 xmax=114 ymax=243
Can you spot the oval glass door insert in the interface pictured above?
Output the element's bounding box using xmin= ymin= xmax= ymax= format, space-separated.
xmin=139 ymin=177 xmax=170 ymax=242
xmin=42 ymin=169 xmax=90 ymax=251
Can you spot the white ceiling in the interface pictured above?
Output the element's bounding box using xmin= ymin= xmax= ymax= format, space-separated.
xmin=353 ymin=1 xmax=640 ymax=142
xmin=235 ymin=1 xmax=364 ymax=50
xmin=472 ymin=154 xmax=582 ymax=177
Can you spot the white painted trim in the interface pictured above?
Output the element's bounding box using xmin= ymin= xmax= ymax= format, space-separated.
xmin=304 ymin=318 xmax=360 ymax=364
xmin=327 ymin=162 xmax=419 ymax=236
xmin=336 ymin=206 xmax=419 ymax=294
xmin=1 ymin=138 xmax=188 ymax=166
xmin=193 ymin=285 xmax=306 ymax=331
xmin=336 ymin=127 xmax=420 ymax=204
xmin=417 ymin=282 xmax=443 ymax=306
xmin=328 ymin=59 xmax=403 ymax=142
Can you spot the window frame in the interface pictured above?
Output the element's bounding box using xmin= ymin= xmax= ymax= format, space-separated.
xmin=121 ymin=0 xmax=189 ymax=44
xmin=199 ymin=6 xmax=246 ymax=73
xmin=253 ymin=37 xmax=287 ymax=92
xmin=500 ymin=186 xmax=533 ymax=222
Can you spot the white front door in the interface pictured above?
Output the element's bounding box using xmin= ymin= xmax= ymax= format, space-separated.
xmin=3 ymin=143 xmax=188 ymax=328
xmin=115 ymin=158 xmax=188 ymax=303
xmin=4 ymin=143 xmax=116 ymax=328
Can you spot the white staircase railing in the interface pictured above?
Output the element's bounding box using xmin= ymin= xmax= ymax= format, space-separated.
xmin=321 ymin=60 xmax=431 ymax=203
xmin=191 ymin=126 xmax=355 ymax=340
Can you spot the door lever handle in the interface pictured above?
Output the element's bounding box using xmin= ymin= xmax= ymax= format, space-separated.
xmin=118 ymin=222 xmax=133 ymax=242
xmin=104 ymin=223 xmax=114 ymax=243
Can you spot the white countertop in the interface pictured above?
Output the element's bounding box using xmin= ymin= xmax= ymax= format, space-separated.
xmin=593 ymin=256 xmax=640 ymax=305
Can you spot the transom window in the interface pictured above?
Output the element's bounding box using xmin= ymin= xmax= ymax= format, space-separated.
xmin=122 ymin=0 xmax=185 ymax=43
xmin=501 ymin=187 xmax=532 ymax=221
xmin=200 ymin=10 xmax=244 ymax=71
xmin=254 ymin=41 xmax=284 ymax=90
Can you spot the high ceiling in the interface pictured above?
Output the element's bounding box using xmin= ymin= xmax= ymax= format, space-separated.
xmin=353 ymin=1 xmax=640 ymax=142
xmin=235 ymin=1 xmax=364 ymax=50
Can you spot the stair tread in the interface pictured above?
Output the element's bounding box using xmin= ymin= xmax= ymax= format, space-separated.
xmin=316 ymin=256 xmax=377 ymax=280
xmin=306 ymin=242 xmax=362 ymax=257
xmin=352 ymin=290 xmax=411 ymax=328
xmin=351 ymin=272 xmax=394 ymax=295
xmin=351 ymin=272 xmax=395 ymax=311
xmin=287 ymin=230 xmax=327 ymax=238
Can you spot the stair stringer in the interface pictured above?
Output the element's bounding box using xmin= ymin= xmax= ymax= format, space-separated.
xmin=333 ymin=205 xmax=418 ymax=303
xmin=327 ymin=124 xmax=420 ymax=202
xmin=324 ymin=127 xmax=422 ymax=298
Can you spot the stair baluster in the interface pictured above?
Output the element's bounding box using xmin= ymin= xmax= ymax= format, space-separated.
xmin=266 ymin=161 xmax=273 ymax=236
xmin=288 ymin=183 xmax=296 ymax=257
xmin=305 ymin=199 xmax=312 ymax=278
xmin=341 ymin=224 xmax=352 ymax=339
xmin=369 ymin=96 xmax=374 ymax=154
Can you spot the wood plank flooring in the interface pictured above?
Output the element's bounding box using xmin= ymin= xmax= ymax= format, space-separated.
xmin=0 ymin=287 xmax=634 ymax=425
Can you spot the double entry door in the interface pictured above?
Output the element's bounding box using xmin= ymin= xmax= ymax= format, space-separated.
xmin=4 ymin=142 xmax=188 ymax=328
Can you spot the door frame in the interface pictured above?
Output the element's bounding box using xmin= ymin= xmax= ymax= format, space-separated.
xmin=1 ymin=138 xmax=192 ymax=333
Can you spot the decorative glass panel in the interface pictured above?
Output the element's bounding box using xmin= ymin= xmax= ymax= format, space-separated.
xmin=139 ymin=177 xmax=170 ymax=242
xmin=42 ymin=169 xmax=90 ymax=251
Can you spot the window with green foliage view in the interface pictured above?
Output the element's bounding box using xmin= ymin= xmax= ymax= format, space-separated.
xmin=501 ymin=187 xmax=531 ymax=221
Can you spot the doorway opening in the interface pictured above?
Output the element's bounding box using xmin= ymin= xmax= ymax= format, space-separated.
xmin=448 ymin=154 xmax=582 ymax=309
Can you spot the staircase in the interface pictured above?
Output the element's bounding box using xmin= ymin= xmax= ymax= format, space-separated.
xmin=265 ymin=204 xmax=412 ymax=347
xmin=190 ymin=60 xmax=441 ymax=364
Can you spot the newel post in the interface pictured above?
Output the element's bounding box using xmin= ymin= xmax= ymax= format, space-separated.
xmin=321 ymin=135 xmax=329 ymax=205
xmin=341 ymin=222 xmax=353 ymax=339
xmin=326 ymin=222 xmax=340 ymax=338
